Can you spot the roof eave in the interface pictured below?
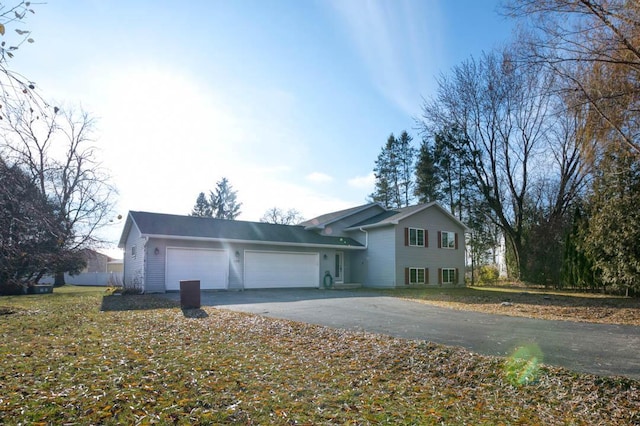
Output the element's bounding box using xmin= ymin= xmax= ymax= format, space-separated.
xmin=344 ymin=221 xmax=398 ymax=231
xmin=142 ymin=234 xmax=366 ymax=249
xmin=305 ymin=202 xmax=385 ymax=228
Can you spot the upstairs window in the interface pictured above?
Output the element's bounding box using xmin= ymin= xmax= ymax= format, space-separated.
xmin=408 ymin=228 xmax=426 ymax=247
xmin=439 ymin=231 xmax=457 ymax=249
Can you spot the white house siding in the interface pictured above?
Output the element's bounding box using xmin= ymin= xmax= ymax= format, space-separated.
xmin=364 ymin=226 xmax=397 ymax=287
xmin=395 ymin=208 xmax=466 ymax=287
xmin=123 ymin=226 xmax=146 ymax=291
xmin=138 ymin=238 xmax=362 ymax=292
xmin=145 ymin=238 xmax=169 ymax=293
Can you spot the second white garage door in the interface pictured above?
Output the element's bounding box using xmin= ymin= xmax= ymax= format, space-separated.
xmin=244 ymin=251 xmax=319 ymax=289
xmin=165 ymin=248 xmax=228 ymax=291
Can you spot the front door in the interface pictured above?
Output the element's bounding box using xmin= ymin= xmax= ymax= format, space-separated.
xmin=334 ymin=252 xmax=344 ymax=283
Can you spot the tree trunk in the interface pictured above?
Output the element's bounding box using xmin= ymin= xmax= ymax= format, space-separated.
xmin=54 ymin=271 xmax=66 ymax=287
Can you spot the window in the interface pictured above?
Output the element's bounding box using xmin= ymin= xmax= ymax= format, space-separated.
xmin=409 ymin=228 xmax=425 ymax=247
xmin=440 ymin=231 xmax=456 ymax=249
xmin=409 ymin=267 xmax=426 ymax=284
xmin=131 ymin=245 xmax=137 ymax=259
xmin=442 ymin=268 xmax=456 ymax=285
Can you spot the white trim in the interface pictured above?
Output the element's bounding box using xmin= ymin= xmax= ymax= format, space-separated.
xmin=440 ymin=230 xmax=456 ymax=250
xmin=408 ymin=227 xmax=425 ymax=247
xmin=302 ymin=203 xmax=384 ymax=230
xmin=139 ymin=233 xmax=365 ymax=250
xmin=442 ymin=268 xmax=456 ymax=285
xmin=409 ymin=267 xmax=426 ymax=284
xmin=344 ymin=202 xmax=469 ymax=232
xmin=335 ymin=251 xmax=344 ymax=283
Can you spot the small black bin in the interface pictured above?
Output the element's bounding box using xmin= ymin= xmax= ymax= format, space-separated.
xmin=179 ymin=280 xmax=201 ymax=309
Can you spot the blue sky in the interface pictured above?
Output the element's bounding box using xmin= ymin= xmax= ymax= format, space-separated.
xmin=10 ymin=0 xmax=513 ymax=254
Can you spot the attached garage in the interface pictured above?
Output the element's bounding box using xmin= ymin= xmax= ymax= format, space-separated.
xmin=244 ymin=250 xmax=319 ymax=289
xmin=165 ymin=248 xmax=228 ymax=291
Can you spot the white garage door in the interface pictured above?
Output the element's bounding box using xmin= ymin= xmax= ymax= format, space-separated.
xmin=244 ymin=251 xmax=319 ymax=289
xmin=166 ymin=248 xmax=228 ymax=291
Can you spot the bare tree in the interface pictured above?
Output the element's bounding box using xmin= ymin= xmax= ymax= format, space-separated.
xmin=260 ymin=207 xmax=304 ymax=225
xmin=0 ymin=100 xmax=116 ymax=285
xmin=504 ymin=0 xmax=640 ymax=158
xmin=0 ymin=2 xmax=43 ymax=114
xmin=420 ymin=47 xmax=583 ymax=279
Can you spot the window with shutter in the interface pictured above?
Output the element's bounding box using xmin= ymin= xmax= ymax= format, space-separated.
xmin=408 ymin=228 xmax=425 ymax=247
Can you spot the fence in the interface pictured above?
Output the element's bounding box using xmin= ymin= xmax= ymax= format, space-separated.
xmin=39 ymin=272 xmax=124 ymax=287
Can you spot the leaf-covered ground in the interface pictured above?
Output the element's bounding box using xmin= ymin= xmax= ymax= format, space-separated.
xmin=1 ymin=286 xmax=638 ymax=425
xmin=387 ymin=286 xmax=640 ymax=326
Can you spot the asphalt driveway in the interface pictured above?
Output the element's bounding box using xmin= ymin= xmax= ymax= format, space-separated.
xmin=164 ymin=288 xmax=640 ymax=380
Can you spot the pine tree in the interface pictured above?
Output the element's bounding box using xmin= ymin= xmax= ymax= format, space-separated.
xmin=370 ymin=132 xmax=416 ymax=208
xmin=209 ymin=177 xmax=242 ymax=220
xmin=190 ymin=192 xmax=212 ymax=217
xmin=414 ymin=138 xmax=440 ymax=203
xmin=396 ymin=131 xmax=416 ymax=207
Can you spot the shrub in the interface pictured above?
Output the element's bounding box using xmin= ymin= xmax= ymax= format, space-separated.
xmin=478 ymin=265 xmax=500 ymax=285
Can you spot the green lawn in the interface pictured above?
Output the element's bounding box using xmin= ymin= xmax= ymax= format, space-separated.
xmin=0 ymin=286 xmax=638 ymax=425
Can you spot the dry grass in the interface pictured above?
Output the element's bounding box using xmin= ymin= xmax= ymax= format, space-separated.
xmin=387 ymin=286 xmax=640 ymax=326
xmin=0 ymin=286 xmax=638 ymax=425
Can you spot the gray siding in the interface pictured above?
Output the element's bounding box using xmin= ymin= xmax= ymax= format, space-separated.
xmin=364 ymin=226 xmax=396 ymax=287
xmin=123 ymin=226 xmax=145 ymax=291
xmin=395 ymin=207 xmax=466 ymax=287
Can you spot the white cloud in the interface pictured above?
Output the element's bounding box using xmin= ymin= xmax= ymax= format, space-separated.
xmin=327 ymin=0 xmax=445 ymax=116
xmin=348 ymin=172 xmax=375 ymax=190
xmin=306 ymin=172 xmax=334 ymax=183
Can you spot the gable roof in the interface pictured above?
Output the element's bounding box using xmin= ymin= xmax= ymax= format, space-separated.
xmin=299 ymin=203 xmax=385 ymax=230
xmin=345 ymin=202 xmax=469 ymax=231
xmin=118 ymin=211 xmax=364 ymax=249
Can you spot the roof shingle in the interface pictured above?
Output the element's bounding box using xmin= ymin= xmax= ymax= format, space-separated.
xmin=127 ymin=211 xmax=364 ymax=248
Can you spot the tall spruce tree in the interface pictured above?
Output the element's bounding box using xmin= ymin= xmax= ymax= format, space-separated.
xmin=396 ymin=131 xmax=416 ymax=207
xmin=414 ymin=138 xmax=440 ymax=203
xmin=370 ymin=132 xmax=416 ymax=208
xmin=190 ymin=192 xmax=212 ymax=217
xmin=209 ymin=177 xmax=242 ymax=220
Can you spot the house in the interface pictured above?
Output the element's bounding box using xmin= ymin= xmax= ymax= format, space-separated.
xmin=117 ymin=202 xmax=467 ymax=293
xmin=39 ymin=249 xmax=124 ymax=286
xmin=80 ymin=248 xmax=113 ymax=273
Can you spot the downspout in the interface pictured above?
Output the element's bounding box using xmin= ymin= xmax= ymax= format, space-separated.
xmin=359 ymin=227 xmax=369 ymax=286
xmin=359 ymin=227 xmax=368 ymax=249
xmin=142 ymin=236 xmax=149 ymax=293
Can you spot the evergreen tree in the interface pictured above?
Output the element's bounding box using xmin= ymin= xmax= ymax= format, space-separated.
xmin=414 ymin=138 xmax=440 ymax=203
xmin=583 ymin=145 xmax=640 ymax=295
xmin=432 ymin=127 xmax=471 ymax=220
xmin=370 ymin=132 xmax=416 ymax=208
xmin=396 ymin=131 xmax=416 ymax=207
xmin=209 ymin=177 xmax=242 ymax=220
xmin=0 ymin=158 xmax=65 ymax=294
xmin=561 ymin=207 xmax=597 ymax=291
xmin=190 ymin=192 xmax=212 ymax=217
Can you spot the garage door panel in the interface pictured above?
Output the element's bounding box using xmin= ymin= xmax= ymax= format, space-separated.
xmin=166 ymin=248 xmax=228 ymax=290
xmin=245 ymin=251 xmax=318 ymax=289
